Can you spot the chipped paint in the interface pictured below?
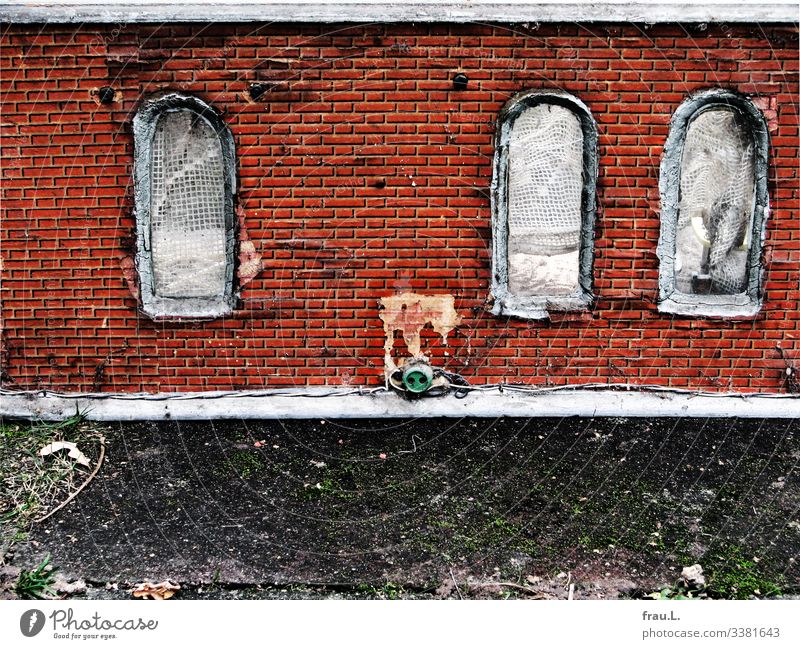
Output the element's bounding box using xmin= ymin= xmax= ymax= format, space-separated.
xmin=379 ymin=292 xmax=462 ymax=375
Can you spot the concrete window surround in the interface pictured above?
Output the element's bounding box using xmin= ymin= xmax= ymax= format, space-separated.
xmin=490 ymin=90 xmax=598 ymax=320
xmin=656 ymin=89 xmax=770 ymax=319
xmin=133 ymin=93 xmax=238 ymax=319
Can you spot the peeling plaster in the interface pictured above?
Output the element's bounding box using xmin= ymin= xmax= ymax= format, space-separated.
xmin=119 ymin=253 xmax=140 ymax=301
xmin=752 ymin=96 xmax=780 ymax=134
xmin=379 ymin=293 xmax=462 ymax=375
xmin=236 ymin=205 xmax=263 ymax=287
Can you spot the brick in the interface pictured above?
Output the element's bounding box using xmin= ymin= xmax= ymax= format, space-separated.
xmin=0 ymin=22 xmax=796 ymax=394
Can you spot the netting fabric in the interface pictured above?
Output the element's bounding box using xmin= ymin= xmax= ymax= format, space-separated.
xmin=507 ymin=103 xmax=584 ymax=255
xmin=675 ymin=108 xmax=755 ymax=294
xmin=150 ymin=109 xmax=227 ymax=298
xmin=506 ymin=103 xmax=584 ymax=297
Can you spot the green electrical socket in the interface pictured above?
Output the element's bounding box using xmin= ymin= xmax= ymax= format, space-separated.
xmin=402 ymin=362 xmax=434 ymax=393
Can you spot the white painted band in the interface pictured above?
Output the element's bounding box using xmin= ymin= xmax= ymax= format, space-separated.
xmin=1 ymin=2 xmax=796 ymax=24
xmin=2 ymin=388 xmax=797 ymax=420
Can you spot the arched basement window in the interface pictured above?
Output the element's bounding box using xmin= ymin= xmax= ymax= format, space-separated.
xmin=133 ymin=93 xmax=236 ymax=318
xmin=656 ymin=90 xmax=770 ymax=317
xmin=490 ymin=90 xmax=598 ymax=319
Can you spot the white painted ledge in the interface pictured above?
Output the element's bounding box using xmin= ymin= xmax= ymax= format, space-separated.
xmin=1 ymin=1 xmax=797 ymax=24
xmin=2 ymin=387 xmax=798 ymax=420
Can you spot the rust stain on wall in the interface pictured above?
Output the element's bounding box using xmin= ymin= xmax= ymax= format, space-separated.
xmin=379 ymin=292 xmax=462 ymax=374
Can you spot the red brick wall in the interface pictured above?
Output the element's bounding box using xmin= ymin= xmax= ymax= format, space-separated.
xmin=1 ymin=22 xmax=798 ymax=394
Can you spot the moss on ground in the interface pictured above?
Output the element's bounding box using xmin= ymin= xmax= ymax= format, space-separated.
xmin=222 ymin=449 xmax=266 ymax=479
xmin=703 ymin=544 xmax=784 ymax=599
xmin=4 ymin=416 xmax=797 ymax=599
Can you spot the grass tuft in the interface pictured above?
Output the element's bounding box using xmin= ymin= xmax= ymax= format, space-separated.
xmin=1 ymin=412 xmax=97 ymax=557
xmin=15 ymin=555 xmax=57 ymax=599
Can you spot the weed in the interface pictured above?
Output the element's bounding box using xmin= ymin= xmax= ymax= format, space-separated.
xmin=355 ymin=582 xmax=405 ymax=599
xmin=15 ymin=556 xmax=57 ymax=599
xmin=381 ymin=582 xmax=403 ymax=599
xmin=646 ymin=583 xmax=704 ymax=600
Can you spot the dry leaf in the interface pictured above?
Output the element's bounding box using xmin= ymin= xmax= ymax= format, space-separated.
xmin=132 ymin=581 xmax=180 ymax=600
xmin=38 ymin=441 xmax=91 ymax=467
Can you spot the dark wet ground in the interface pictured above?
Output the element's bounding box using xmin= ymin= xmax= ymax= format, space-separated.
xmin=8 ymin=417 xmax=800 ymax=599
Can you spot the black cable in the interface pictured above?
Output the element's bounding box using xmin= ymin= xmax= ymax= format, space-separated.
xmin=435 ymin=369 xmax=471 ymax=399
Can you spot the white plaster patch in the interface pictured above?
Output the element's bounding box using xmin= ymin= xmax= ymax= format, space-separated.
xmin=379 ymin=292 xmax=462 ymax=374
